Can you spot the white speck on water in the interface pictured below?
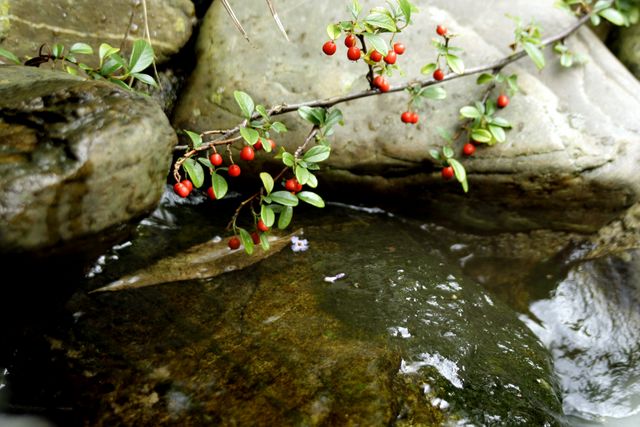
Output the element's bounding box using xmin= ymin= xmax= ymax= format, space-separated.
xmin=324 ymin=273 xmax=346 ymax=283
xmin=400 ymin=353 xmax=464 ymax=389
xmin=72 ymin=312 xmax=84 ymax=323
xmin=450 ymin=243 xmax=467 ymax=252
xmin=389 ymin=326 xmax=411 ymax=338
xmin=211 ymin=236 xmax=222 ymax=243
xmin=291 ymin=236 xmax=309 ymax=252
xmin=422 ymin=383 xmax=431 ymax=394
xmin=484 ymin=294 xmax=494 ymax=306
xmin=263 ymin=314 xmax=283 ymax=324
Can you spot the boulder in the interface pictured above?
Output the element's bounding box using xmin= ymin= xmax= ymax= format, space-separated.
xmin=0 ymin=65 xmax=177 ymax=254
xmin=0 ymin=0 xmax=194 ymax=63
xmin=173 ymin=0 xmax=640 ymax=233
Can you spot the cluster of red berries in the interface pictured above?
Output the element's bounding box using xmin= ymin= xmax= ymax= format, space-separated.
xmin=284 ymin=177 xmax=303 ymax=193
xmin=400 ymin=111 xmax=419 ymax=124
xmin=322 ymin=34 xmax=406 ymax=64
xmin=174 ymin=138 xmax=277 ymax=199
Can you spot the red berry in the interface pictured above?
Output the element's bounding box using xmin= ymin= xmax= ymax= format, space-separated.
xmin=251 ymin=232 xmax=261 ymax=244
xmin=441 ymin=166 xmax=455 ymax=180
xmin=410 ymin=112 xmax=419 ymax=124
xmin=254 ymin=139 xmax=263 ymax=150
xmin=401 ymin=111 xmax=412 ymax=123
xmin=347 ymin=46 xmax=361 ymax=61
xmin=240 ymin=146 xmax=255 ymax=161
xmin=433 ymin=69 xmax=445 ymax=81
xmin=393 ymin=42 xmax=406 ymax=55
xmin=173 ymin=182 xmax=190 ymax=198
xmin=373 ymin=75 xmax=384 ymax=87
xmin=384 ymin=50 xmax=397 ymax=64
xmin=228 ymin=164 xmax=241 ymax=177
xmin=497 ymin=94 xmax=509 ymax=108
xmin=344 ymin=34 xmax=357 ymax=48
xmin=257 ymin=219 xmax=270 ymax=232
xmin=207 ymin=187 xmax=216 ymax=200
xmin=209 ymin=152 xmax=223 ymax=166
xmin=322 ymin=40 xmax=337 ymax=56
xmin=268 ymin=139 xmax=276 ymax=150
xmin=181 ymin=179 xmax=193 ymax=192
xmin=370 ymin=50 xmax=383 ymax=62
xmin=295 ymin=182 xmax=303 ymax=192
xmin=436 ymin=25 xmax=447 ymax=36
xmin=373 ymin=75 xmax=390 ymax=92
xmin=285 ymin=178 xmax=299 ymax=192
xmin=228 ymin=236 xmax=241 ymax=250
xmin=463 ymin=143 xmax=476 ymax=156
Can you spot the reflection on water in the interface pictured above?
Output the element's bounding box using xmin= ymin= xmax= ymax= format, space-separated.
xmin=521 ymin=251 xmax=640 ymax=425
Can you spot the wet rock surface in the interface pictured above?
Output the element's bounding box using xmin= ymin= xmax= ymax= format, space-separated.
xmin=0 ymin=202 xmax=564 ymax=425
xmin=0 ymin=66 xmax=177 ymax=255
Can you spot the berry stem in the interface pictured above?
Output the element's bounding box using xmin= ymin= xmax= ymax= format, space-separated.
xmin=356 ymin=33 xmax=375 ymax=89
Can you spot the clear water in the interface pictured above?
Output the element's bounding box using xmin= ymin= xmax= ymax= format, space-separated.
xmin=1 ymin=189 xmax=640 ymax=425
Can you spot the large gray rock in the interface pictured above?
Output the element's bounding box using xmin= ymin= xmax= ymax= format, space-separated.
xmin=611 ymin=23 xmax=640 ymax=79
xmin=174 ymin=0 xmax=640 ymax=233
xmin=0 ymin=0 xmax=194 ymax=63
xmin=0 ymin=66 xmax=177 ymax=254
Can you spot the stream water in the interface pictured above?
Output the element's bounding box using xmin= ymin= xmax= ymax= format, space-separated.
xmin=1 ymin=189 xmax=640 ymax=426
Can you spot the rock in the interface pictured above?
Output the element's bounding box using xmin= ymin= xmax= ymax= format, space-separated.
xmin=610 ymin=23 xmax=640 ymax=79
xmin=0 ymin=0 xmax=194 ymax=64
xmin=34 ymin=204 xmax=563 ymax=425
xmin=0 ymin=65 xmax=177 ymax=255
xmin=173 ymin=0 xmax=640 ymax=233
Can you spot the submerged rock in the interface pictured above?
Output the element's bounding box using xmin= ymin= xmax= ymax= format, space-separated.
xmin=0 ymin=66 xmax=177 ymax=255
xmin=0 ymin=0 xmax=195 ymax=64
xmin=174 ymin=0 xmax=640 ymax=233
xmin=38 ymin=205 xmax=563 ymax=425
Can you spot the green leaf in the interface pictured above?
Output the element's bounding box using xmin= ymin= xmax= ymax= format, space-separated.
xmin=590 ymin=14 xmax=602 ymax=26
xmin=255 ymin=105 xmax=268 ymax=119
xmin=271 ymin=121 xmax=287 ymax=133
xmin=327 ymin=23 xmax=342 ymax=39
xmin=448 ymin=158 xmax=468 ymax=193
xmin=260 ymin=232 xmax=270 ymax=251
xmin=65 ymin=66 xmax=78 ymax=75
xmin=238 ymin=228 xmax=255 ymax=255
xmin=471 ymin=128 xmax=492 ymax=143
xmin=460 ymin=106 xmax=482 ymax=119
xmin=490 ymin=117 xmax=512 ymax=128
xmin=297 ymin=191 xmax=325 ymax=208
xmin=421 ymin=62 xmax=437 ymax=75
xmin=234 ymin=90 xmax=255 ymax=118
xmin=476 ymin=73 xmax=495 ymax=85
xmin=350 ymin=0 xmax=362 ymax=19
xmin=560 ymin=53 xmax=573 ymax=67
xmin=507 ymin=74 xmax=519 ymax=94
xmin=306 ymin=173 xmax=318 ymax=188
xmin=599 ymin=7 xmax=625 ymax=25
xmin=445 ymin=54 xmax=465 ymax=74
xmin=523 ymin=42 xmax=545 ymax=70
xmin=489 ymin=125 xmax=506 ymax=143
xmin=212 ymin=173 xmax=228 ymax=199
xmin=364 ymin=12 xmax=397 ymax=32
xmin=261 ymin=204 xmax=275 ymax=227
xmin=363 ymin=33 xmax=389 ymax=56
xmin=183 ymin=158 xmax=205 ymax=188
xmin=295 ymin=165 xmax=310 ymax=185
xmin=260 ymin=172 xmax=274 ymax=194
xmin=0 ymin=48 xmax=20 ymax=64
xmin=324 ymin=108 xmax=344 ymax=132
xmin=398 ymin=0 xmax=412 ymax=22
xmin=129 ymin=39 xmax=155 ymax=74
xmin=298 ymin=106 xmax=325 ymax=125
xmin=442 ymin=146 xmax=454 ymax=159
xmin=69 ymin=43 xmax=93 ymax=55
xmin=51 ymin=43 xmax=64 ymax=58
xmin=303 ymin=145 xmax=331 ymax=163
xmin=132 ymin=72 xmax=157 ymax=86
xmin=183 ymin=130 xmax=203 ymax=148
xmin=485 ymin=98 xmax=496 ymax=117
xmin=419 ymin=86 xmax=446 ymax=100
xmin=271 ymin=191 xmax=299 ymax=207
xmin=429 ymin=149 xmax=441 ymax=160
xmin=99 ymin=43 xmax=119 ymax=64
xmin=278 ymin=206 xmax=293 ymax=229
xmin=282 ymin=152 xmax=295 ymax=167
xmin=240 ymin=127 xmax=260 ymax=146
xmin=108 ymin=77 xmax=130 ymax=90
xmin=101 ymin=55 xmax=125 ymax=76
xmin=198 ymin=157 xmax=213 ymax=168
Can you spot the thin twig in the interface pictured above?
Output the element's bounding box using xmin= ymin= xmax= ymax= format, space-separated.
xmin=141 ymin=0 xmax=162 ymax=89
